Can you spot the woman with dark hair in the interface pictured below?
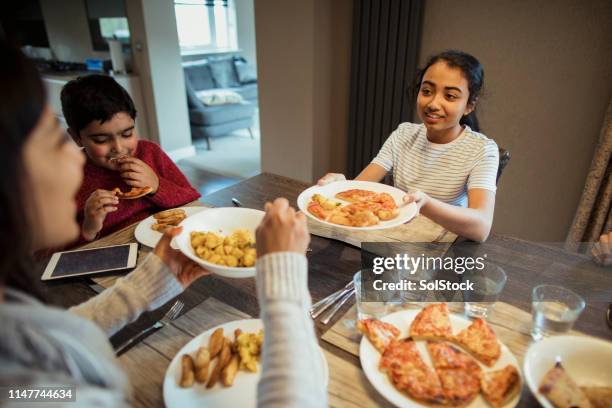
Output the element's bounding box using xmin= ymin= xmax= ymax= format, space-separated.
xmin=319 ymin=50 xmax=498 ymax=242
xmin=0 ymin=42 xmax=326 ymax=407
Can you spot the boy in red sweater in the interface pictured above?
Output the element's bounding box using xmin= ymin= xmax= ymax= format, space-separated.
xmin=61 ymin=74 xmax=200 ymax=244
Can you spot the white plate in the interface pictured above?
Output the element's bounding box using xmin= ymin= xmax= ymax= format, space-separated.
xmin=359 ymin=309 xmax=521 ymax=408
xmin=523 ymin=335 xmax=612 ymax=408
xmin=163 ymin=318 xmax=329 ymax=408
xmin=174 ymin=207 xmax=265 ymax=278
xmin=297 ymin=180 xmax=417 ymax=231
xmin=134 ymin=206 xmax=206 ymax=248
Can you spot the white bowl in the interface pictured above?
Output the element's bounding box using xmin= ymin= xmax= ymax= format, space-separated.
xmin=174 ymin=207 xmax=265 ymax=278
xmin=523 ymin=335 xmax=612 ymax=408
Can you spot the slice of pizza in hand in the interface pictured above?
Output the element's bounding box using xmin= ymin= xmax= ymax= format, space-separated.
xmin=380 ymin=338 xmax=446 ymax=405
xmin=113 ymin=186 xmax=153 ymax=200
xmin=539 ymin=361 xmax=593 ymax=408
xmin=426 ymin=341 xmax=482 ymax=407
xmin=409 ymin=303 xmax=453 ymax=341
xmin=453 ymin=317 xmax=501 ymax=366
xmin=356 ymin=319 xmax=400 ymax=353
xmin=481 ymin=364 xmax=521 ymax=408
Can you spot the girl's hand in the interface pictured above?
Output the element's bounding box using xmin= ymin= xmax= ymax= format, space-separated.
xmin=117 ymin=156 xmax=160 ymax=193
xmin=82 ymin=189 xmax=119 ymax=240
xmin=317 ymin=173 xmax=346 ymax=186
xmin=256 ymin=198 xmax=310 ymax=256
xmin=403 ymin=189 xmax=429 ymax=212
xmin=592 ymin=232 xmax=612 ymax=266
xmin=154 ymin=227 xmax=211 ymax=288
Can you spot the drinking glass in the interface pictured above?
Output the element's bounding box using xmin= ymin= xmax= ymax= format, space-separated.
xmin=354 ymin=270 xmax=389 ymax=321
xmin=462 ymin=263 xmax=507 ymax=318
xmin=531 ymin=284 xmax=585 ymax=341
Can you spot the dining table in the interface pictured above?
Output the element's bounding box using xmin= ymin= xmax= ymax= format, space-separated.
xmin=39 ymin=172 xmax=612 ymax=408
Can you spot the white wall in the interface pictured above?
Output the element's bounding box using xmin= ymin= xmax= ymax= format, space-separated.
xmin=125 ymin=0 xmax=193 ymax=157
xmin=235 ymin=0 xmax=257 ymax=66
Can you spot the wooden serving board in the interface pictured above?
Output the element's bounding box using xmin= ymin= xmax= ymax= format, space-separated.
xmin=307 ymin=214 xmax=457 ymax=249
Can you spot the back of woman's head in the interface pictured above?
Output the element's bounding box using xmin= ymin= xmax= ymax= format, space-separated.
xmin=0 ymin=41 xmax=47 ymax=295
xmin=417 ymin=50 xmax=484 ymax=132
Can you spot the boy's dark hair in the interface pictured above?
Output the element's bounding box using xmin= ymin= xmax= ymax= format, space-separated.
xmin=416 ymin=50 xmax=484 ymax=132
xmin=60 ymin=74 xmax=137 ymax=135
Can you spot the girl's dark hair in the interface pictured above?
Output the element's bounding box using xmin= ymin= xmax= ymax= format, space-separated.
xmin=0 ymin=41 xmax=47 ymax=298
xmin=61 ymin=74 xmax=137 ymax=135
xmin=416 ymin=50 xmax=484 ymax=132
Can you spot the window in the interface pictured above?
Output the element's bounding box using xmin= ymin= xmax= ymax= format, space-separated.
xmin=174 ymin=0 xmax=238 ymax=54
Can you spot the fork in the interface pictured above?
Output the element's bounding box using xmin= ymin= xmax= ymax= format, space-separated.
xmin=116 ymin=300 xmax=184 ymax=355
xmin=310 ymin=280 xmax=354 ymax=319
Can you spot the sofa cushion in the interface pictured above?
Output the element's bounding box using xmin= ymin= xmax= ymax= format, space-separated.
xmin=189 ymin=101 xmax=255 ymax=126
xmin=183 ymin=60 xmax=215 ymax=91
xmin=208 ymin=56 xmax=241 ymax=88
xmin=195 ymin=89 xmax=243 ymax=106
xmin=229 ymin=83 xmax=258 ymax=101
xmin=235 ymin=60 xmax=257 ymax=84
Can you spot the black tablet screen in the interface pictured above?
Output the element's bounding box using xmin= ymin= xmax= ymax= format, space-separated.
xmin=52 ymin=245 xmax=132 ymax=277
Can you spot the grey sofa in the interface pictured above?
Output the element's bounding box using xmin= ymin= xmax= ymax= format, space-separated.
xmin=183 ymin=56 xmax=257 ymax=150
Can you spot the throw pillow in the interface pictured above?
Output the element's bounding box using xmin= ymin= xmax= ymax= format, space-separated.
xmin=195 ymin=89 xmax=244 ymax=106
xmin=235 ymin=60 xmax=257 ymax=84
xmin=208 ymin=56 xmax=241 ymax=88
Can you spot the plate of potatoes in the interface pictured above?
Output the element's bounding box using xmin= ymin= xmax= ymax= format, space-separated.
xmin=173 ymin=207 xmax=265 ymax=278
xmin=163 ymin=319 xmax=329 ymax=408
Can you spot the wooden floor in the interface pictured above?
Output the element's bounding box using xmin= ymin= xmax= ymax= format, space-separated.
xmin=178 ymin=162 xmax=244 ymax=199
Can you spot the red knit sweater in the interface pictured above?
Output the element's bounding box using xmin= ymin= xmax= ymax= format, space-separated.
xmin=73 ymin=140 xmax=200 ymax=247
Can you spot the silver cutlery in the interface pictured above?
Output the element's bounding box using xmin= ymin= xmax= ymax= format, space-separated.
xmin=310 ymin=281 xmax=354 ymax=319
xmin=231 ymin=197 xmax=244 ymax=207
xmin=116 ymin=300 xmax=184 ymax=355
xmin=320 ymin=287 xmax=355 ymax=325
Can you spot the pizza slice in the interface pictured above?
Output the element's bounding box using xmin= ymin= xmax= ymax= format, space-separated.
xmin=335 ymin=189 xmax=377 ymax=203
xmin=380 ymin=338 xmax=446 ymax=405
xmin=580 ymin=387 xmax=612 ymax=408
xmin=409 ymin=303 xmax=453 ymax=341
xmin=453 ymin=318 xmax=501 ymax=366
xmin=539 ymin=362 xmax=592 ymax=408
xmin=356 ymin=318 xmax=400 ymax=353
xmin=307 ymin=194 xmax=342 ymax=221
xmin=426 ymin=341 xmax=482 ymax=407
xmin=481 ymin=365 xmax=521 ymax=408
xmin=113 ymin=186 xmax=153 ymax=199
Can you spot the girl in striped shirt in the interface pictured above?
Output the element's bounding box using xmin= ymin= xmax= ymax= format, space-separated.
xmin=319 ymin=50 xmax=499 ymax=242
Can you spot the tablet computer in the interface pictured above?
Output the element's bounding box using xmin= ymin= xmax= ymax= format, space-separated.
xmin=41 ymin=243 xmax=139 ymax=281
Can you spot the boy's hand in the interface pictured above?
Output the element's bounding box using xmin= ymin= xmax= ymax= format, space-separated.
xmin=82 ymin=189 xmax=119 ymax=240
xmin=256 ymin=198 xmax=310 ymax=256
xmin=117 ymin=157 xmax=160 ymax=193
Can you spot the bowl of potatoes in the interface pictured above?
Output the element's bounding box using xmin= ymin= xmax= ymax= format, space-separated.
xmin=174 ymin=207 xmax=265 ymax=278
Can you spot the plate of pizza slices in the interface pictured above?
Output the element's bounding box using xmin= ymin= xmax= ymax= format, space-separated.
xmin=358 ymin=304 xmax=521 ymax=408
xmin=297 ymin=181 xmax=417 ymax=230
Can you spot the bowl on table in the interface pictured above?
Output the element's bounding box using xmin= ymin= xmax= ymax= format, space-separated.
xmin=173 ymin=207 xmax=265 ymax=278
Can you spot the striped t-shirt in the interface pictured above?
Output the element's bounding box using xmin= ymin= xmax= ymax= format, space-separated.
xmin=371 ymin=122 xmax=499 ymax=207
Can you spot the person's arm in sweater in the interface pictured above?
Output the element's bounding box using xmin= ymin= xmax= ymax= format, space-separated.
xmin=69 ymin=228 xmax=209 ymax=336
xmin=255 ymin=199 xmax=327 ymax=408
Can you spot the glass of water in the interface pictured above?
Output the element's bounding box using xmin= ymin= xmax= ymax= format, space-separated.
xmin=531 ymin=284 xmax=585 ymax=341
xmin=462 ymin=263 xmax=507 ymax=319
xmin=354 ymin=270 xmax=389 ymax=321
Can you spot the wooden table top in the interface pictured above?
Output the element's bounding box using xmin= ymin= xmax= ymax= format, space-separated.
xmin=39 ymin=172 xmax=611 ymax=407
